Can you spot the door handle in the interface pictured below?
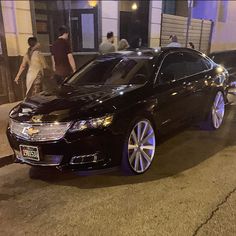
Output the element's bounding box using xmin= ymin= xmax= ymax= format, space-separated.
xmin=183 ymin=82 xmax=192 ymax=88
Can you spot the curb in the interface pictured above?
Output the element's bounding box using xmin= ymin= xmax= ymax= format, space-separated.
xmin=0 ymin=155 xmax=14 ymax=168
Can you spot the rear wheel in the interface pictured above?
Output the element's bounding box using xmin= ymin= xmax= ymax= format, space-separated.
xmin=201 ymin=91 xmax=225 ymax=130
xmin=122 ymin=119 xmax=156 ymax=174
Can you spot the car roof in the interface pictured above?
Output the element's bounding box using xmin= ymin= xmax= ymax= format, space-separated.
xmin=97 ymin=47 xmax=203 ymax=62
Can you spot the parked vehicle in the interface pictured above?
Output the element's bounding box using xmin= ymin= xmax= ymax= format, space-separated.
xmin=7 ymin=48 xmax=228 ymax=174
xmin=209 ymin=50 xmax=236 ymax=87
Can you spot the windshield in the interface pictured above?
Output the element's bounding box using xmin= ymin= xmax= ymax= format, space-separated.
xmin=65 ymin=57 xmax=153 ymax=86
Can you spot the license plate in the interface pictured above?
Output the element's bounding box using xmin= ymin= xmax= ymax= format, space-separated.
xmin=19 ymin=145 xmax=40 ymax=161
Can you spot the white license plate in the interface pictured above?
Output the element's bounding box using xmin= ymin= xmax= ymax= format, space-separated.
xmin=19 ymin=145 xmax=40 ymax=161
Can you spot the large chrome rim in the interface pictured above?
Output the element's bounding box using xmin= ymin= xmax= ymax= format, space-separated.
xmin=212 ymin=91 xmax=225 ymax=129
xmin=128 ymin=120 xmax=156 ymax=173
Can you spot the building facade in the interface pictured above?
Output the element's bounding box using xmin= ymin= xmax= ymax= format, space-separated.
xmin=0 ymin=0 xmax=236 ymax=104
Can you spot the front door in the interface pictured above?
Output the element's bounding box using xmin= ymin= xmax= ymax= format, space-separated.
xmin=0 ymin=2 xmax=13 ymax=104
xmin=154 ymin=52 xmax=192 ymax=127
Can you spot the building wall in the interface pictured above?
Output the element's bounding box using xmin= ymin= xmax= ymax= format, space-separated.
xmin=192 ymin=0 xmax=218 ymax=21
xmin=100 ymin=1 xmax=119 ymax=48
xmin=192 ymin=0 xmax=236 ymax=52
xmin=149 ymin=0 xmax=162 ymax=48
xmin=1 ymin=0 xmax=33 ymax=56
xmin=211 ymin=0 xmax=236 ymax=52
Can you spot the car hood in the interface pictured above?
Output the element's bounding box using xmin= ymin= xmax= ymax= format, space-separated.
xmin=10 ymin=84 xmax=144 ymax=122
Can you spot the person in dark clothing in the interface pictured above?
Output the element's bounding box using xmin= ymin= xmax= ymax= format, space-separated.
xmin=51 ymin=25 xmax=76 ymax=84
xmin=188 ymin=42 xmax=195 ymax=49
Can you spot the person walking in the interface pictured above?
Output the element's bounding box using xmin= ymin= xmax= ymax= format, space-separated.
xmin=14 ymin=37 xmax=47 ymax=95
xmin=51 ymin=25 xmax=76 ymax=84
xmin=118 ymin=39 xmax=130 ymax=51
xmin=99 ymin=31 xmax=116 ymax=54
xmin=166 ymin=35 xmax=181 ymax=47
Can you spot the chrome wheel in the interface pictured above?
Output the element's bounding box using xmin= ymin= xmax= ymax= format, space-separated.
xmin=212 ymin=91 xmax=225 ymax=129
xmin=128 ymin=120 xmax=156 ymax=173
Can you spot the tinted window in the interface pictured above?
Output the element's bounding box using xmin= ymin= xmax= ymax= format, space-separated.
xmin=183 ymin=52 xmax=209 ymax=75
xmin=66 ymin=57 xmax=152 ymax=86
xmin=158 ymin=53 xmax=187 ymax=82
xmin=201 ymin=57 xmax=212 ymax=70
xmin=158 ymin=52 xmax=210 ymax=83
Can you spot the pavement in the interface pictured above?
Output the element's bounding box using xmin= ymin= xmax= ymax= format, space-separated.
xmin=0 ymin=102 xmax=19 ymax=166
xmin=1 ymin=98 xmax=236 ymax=235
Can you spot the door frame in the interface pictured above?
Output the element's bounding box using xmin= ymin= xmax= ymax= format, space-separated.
xmin=71 ymin=8 xmax=99 ymax=52
xmin=0 ymin=1 xmax=14 ymax=104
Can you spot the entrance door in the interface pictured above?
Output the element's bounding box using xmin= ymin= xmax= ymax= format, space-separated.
xmin=0 ymin=2 xmax=13 ymax=104
xmin=120 ymin=1 xmax=150 ymax=48
xmin=71 ymin=9 xmax=98 ymax=52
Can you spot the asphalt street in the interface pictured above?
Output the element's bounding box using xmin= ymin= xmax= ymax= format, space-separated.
xmin=1 ymin=97 xmax=236 ymax=235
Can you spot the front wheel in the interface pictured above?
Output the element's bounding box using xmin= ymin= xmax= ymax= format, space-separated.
xmin=122 ymin=119 xmax=156 ymax=174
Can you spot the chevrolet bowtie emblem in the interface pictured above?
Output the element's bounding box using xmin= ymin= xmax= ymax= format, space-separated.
xmin=31 ymin=115 xmax=43 ymax=123
xmin=26 ymin=127 xmax=40 ymax=136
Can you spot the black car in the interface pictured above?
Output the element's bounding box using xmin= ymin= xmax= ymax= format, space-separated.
xmin=7 ymin=48 xmax=228 ymax=174
xmin=209 ymin=50 xmax=236 ymax=87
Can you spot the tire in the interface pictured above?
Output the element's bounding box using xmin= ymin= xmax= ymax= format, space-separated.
xmin=201 ymin=91 xmax=225 ymax=130
xmin=122 ymin=118 xmax=156 ymax=175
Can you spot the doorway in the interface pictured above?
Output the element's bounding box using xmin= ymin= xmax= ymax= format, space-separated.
xmin=71 ymin=8 xmax=98 ymax=52
xmin=119 ymin=1 xmax=150 ymax=48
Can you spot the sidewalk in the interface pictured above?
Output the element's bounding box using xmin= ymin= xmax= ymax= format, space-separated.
xmin=0 ymin=102 xmax=19 ymax=166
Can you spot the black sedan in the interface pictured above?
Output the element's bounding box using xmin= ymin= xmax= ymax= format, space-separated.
xmin=7 ymin=48 xmax=228 ymax=174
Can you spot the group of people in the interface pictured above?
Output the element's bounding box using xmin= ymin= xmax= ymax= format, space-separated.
xmin=99 ymin=31 xmax=130 ymax=54
xmin=15 ymin=26 xmax=195 ymax=96
xmin=99 ymin=33 xmax=195 ymax=55
xmin=167 ymin=34 xmax=195 ymax=49
xmin=15 ymin=25 xmax=76 ymax=95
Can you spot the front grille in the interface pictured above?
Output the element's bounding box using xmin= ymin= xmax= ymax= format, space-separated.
xmin=9 ymin=119 xmax=71 ymax=142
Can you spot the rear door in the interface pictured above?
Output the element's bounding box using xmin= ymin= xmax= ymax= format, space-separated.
xmin=181 ymin=52 xmax=213 ymax=116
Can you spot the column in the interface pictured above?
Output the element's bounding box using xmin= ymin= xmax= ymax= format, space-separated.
xmin=149 ymin=0 xmax=162 ymax=48
xmin=1 ymin=0 xmax=33 ymax=56
xmin=101 ymin=1 xmax=119 ymax=48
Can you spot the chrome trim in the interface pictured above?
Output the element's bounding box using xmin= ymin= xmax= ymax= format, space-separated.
xmin=70 ymin=153 xmax=100 ymax=165
xmin=154 ymin=50 xmax=214 ymax=85
xmin=9 ymin=119 xmax=72 ymax=142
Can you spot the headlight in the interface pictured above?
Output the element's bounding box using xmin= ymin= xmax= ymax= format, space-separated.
xmin=70 ymin=115 xmax=113 ymax=132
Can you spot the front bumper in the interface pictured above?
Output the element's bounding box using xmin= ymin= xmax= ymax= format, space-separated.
xmin=7 ymin=127 xmax=123 ymax=171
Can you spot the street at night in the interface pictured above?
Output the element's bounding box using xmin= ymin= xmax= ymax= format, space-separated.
xmin=1 ymin=0 xmax=236 ymax=235
xmin=1 ymin=97 xmax=236 ymax=235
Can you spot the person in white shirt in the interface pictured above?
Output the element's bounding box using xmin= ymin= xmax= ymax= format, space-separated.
xmin=99 ymin=32 xmax=116 ymax=54
xmin=166 ymin=35 xmax=181 ymax=47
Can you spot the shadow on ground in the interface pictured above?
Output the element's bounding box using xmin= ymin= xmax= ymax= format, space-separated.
xmin=27 ymin=105 xmax=236 ymax=189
